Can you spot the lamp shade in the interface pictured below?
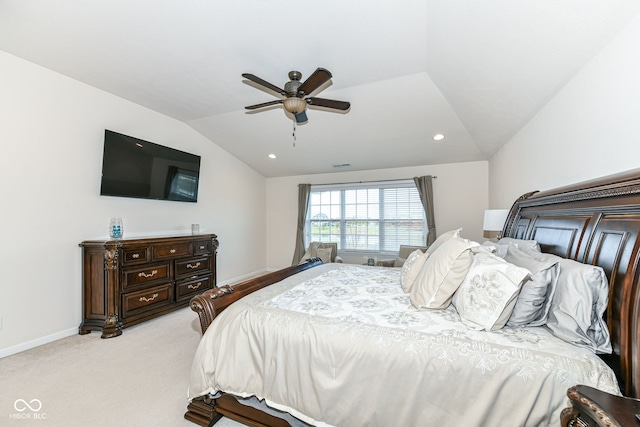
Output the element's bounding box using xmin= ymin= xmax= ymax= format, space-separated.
xmin=483 ymin=209 xmax=509 ymax=238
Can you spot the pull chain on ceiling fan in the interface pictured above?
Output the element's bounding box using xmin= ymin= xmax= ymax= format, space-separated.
xmin=242 ymin=68 xmax=351 ymax=125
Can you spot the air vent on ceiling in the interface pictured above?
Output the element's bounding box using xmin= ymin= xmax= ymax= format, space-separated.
xmin=332 ymin=163 xmax=351 ymax=168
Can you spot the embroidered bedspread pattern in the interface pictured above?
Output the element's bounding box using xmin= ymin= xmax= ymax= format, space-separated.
xmin=189 ymin=264 xmax=619 ymax=427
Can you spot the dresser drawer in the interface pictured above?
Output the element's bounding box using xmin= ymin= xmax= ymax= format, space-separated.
xmin=175 ymin=256 xmax=210 ymax=278
xmin=121 ymin=283 xmax=174 ymax=318
xmin=193 ymin=240 xmax=212 ymax=255
xmin=153 ymin=242 xmax=192 ymax=260
xmin=122 ymin=263 xmax=171 ymax=289
xmin=176 ymin=274 xmax=213 ymax=301
xmin=122 ymin=246 xmax=151 ymax=265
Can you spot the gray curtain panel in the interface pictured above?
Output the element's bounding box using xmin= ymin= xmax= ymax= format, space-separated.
xmin=413 ymin=175 xmax=437 ymax=246
xmin=291 ymin=183 xmax=311 ymax=265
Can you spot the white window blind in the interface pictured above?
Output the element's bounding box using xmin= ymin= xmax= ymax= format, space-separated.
xmin=306 ymin=180 xmax=426 ymax=253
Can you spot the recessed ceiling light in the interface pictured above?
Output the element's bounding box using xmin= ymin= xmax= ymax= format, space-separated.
xmin=433 ymin=134 xmax=445 ymax=141
xmin=268 ymin=153 xmax=277 ymax=159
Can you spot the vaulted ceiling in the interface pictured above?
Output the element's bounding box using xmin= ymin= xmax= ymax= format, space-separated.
xmin=2 ymin=1 xmax=639 ymax=177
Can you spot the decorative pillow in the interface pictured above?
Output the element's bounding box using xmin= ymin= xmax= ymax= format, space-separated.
xmin=316 ymin=247 xmax=333 ymax=264
xmin=497 ymin=237 xmax=541 ymax=252
xmin=452 ymin=251 xmax=530 ymax=331
xmin=504 ymin=244 xmax=559 ymax=327
xmin=400 ymin=250 xmax=429 ymax=293
xmin=523 ymin=248 xmax=611 ymax=354
xmin=425 ymin=228 xmax=462 ymax=256
xmin=299 ymin=241 xmax=320 ymax=263
xmin=410 ymin=237 xmax=478 ymax=309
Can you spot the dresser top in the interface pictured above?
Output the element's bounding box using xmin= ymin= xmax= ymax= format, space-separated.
xmin=80 ymin=233 xmax=218 ymax=247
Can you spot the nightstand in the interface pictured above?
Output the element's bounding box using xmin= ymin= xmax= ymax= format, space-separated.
xmin=561 ymin=385 xmax=640 ymax=426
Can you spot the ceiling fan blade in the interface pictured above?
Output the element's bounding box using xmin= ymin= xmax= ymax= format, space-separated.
xmin=242 ymin=73 xmax=287 ymax=96
xmin=295 ymin=111 xmax=308 ymax=124
xmin=306 ymin=97 xmax=351 ymax=111
xmin=245 ymin=100 xmax=283 ymax=110
xmin=297 ymin=68 xmax=332 ymax=96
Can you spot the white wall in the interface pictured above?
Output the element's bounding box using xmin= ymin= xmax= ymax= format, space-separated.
xmin=0 ymin=51 xmax=267 ymax=356
xmin=266 ymin=161 xmax=489 ymax=269
xmin=490 ymin=14 xmax=640 ymax=207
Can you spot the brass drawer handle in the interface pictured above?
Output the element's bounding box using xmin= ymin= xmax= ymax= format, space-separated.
xmin=132 ymin=254 xmax=140 ymax=259
xmin=170 ymin=249 xmax=176 ymax=254
xmin=186 ymin=262 xmax=201 ymax=269
xmin=199 ymin=245 xmax=205 ymax=250
xmin=138 ymin=270 xmax=158 ymax=278
xmin=188 ymin=282 xmax=202 ymax=290
xmin=139 ymin=293 xmax=159 ymax=303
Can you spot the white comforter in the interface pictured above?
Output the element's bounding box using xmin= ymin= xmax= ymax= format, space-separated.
xmin=189 ymin=263 xmax=619 ymax=427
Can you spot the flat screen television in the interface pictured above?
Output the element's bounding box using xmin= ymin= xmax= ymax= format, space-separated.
xmin=100 ymin=130 xmax=201 ymax=202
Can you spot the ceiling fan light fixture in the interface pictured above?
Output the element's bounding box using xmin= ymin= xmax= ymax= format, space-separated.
xmin=282 ymin=97 xmax=307 ymax=114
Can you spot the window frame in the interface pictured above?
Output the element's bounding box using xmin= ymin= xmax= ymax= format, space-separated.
xmin=305 ymin=180 xmax=427 ymax=256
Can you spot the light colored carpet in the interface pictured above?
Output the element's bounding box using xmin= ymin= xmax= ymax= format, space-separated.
xmin=0 ymin=308 xmax=243 ymax=427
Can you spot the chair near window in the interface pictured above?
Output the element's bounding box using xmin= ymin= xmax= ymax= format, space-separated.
xmin=300 ymin=242 xmax=343 ymax=264
xmin=376 ymin=245 xmax=427 ymax=267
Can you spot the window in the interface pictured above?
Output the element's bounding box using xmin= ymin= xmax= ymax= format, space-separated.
xmin=306 ymin=180 xmax=426 ymax=253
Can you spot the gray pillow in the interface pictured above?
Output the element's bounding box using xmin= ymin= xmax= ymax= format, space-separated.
xmin=481 ymin=241 xmax=508 ymax=258
xmin=504 ymin=244 xmax=559 ymax=327
xmin=523 ymin=248 xmax=611 ymax=354
xmin=498 ymin=237 xmax=541 ymax=252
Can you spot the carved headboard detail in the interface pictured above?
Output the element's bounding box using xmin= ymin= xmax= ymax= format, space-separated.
xmin=502 ymin=169 xmax=640 ymax=398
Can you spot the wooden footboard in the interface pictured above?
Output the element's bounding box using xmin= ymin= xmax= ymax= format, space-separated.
xmin=185 ymin=258 xmax=323 ymax=426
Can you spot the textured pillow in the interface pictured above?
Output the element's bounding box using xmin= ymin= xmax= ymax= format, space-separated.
xmin=504 ymin=244 xmax=559 ymax=327
xmin=400 ymin=250 xmax=429 ymax=293
xmin=452 ymin=251 xmax=530 ymax=331
xmin=523 ymin=248 xmax=611 ymax=354
xmin=316 ymin=247 xmax=332 ymax=264
xmin=425 ymin=228 xmax=462 ymax=255
xmin=411 ymin=237 xmax=478 ymax=309
xmin=497 ymin=237 xmax=541 ymax=252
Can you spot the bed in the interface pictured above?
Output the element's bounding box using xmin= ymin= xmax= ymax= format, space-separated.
xmin=185 ymin=169 xmax=640 ymax=427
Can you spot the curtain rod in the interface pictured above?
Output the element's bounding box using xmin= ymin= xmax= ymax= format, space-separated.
xmin=310 ymin=176 xmax=437 ymax=187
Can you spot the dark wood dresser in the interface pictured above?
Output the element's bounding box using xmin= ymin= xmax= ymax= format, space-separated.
xmin=79 ymin=234 xmax=218 ymax=338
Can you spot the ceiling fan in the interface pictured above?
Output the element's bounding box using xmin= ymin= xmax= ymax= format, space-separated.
xmin=242 ymin=68 xmax=350 ymax=124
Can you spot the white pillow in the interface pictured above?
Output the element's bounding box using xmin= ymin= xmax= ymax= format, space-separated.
xmin=316 ymin=247 xmax=332 ymax=264
xmin=425 ymin=228 xmax=462 ymax=255
xmin=452 ymin=251 xmax=530 ymax=331
xmin=400 ymin=250 xmax=429 ymax=293
xmin=410 ymin=237 xmax=478 ymax=309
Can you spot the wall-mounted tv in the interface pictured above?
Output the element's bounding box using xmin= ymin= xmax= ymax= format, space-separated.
xmin=100 ymin=130 xmax=201 ymax=202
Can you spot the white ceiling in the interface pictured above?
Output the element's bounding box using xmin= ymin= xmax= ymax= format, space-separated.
xmin=2 ymin=1 xmax=639 ymax=177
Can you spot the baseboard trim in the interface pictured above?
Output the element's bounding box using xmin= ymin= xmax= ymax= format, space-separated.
xmin=0 ymin=327 xmax=77 ymax=359
xmin=0 ymin=270 xmax=279 ymax=358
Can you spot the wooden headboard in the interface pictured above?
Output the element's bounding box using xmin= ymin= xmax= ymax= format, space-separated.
xmin=502 ymin=169 xmax=640 ymax=398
